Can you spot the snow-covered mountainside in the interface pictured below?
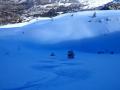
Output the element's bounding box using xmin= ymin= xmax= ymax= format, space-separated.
xmin=11 ymin=0 xmax=113 ymax=8
xmin=0 ymin=10 xmax=120 ymax=90
xmin=10 ymin=0 xmax=113 ymax=5
xmin=1 ymin=10 xmax=120 ymax=44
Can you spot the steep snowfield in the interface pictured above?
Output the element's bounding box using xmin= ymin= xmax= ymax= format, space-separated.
xmin=0 ymin=10 xmax=120 ymax=90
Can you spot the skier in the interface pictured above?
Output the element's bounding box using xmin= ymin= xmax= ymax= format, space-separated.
xmin=50 ymin=52 xmax=55 ymax=56
xmin=67 ymin=50 xmax=75 ymax=59
xmin=92 ymin=12 xmax=96 ymax=18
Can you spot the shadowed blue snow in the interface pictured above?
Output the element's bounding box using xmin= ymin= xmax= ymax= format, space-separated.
xmin=0 ymin=10 xmax=120 ymax=90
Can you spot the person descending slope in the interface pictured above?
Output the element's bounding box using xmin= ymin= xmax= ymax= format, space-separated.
xmin=67 ymin=50 xmax=75 ymax=59
xmin=50 ymin=52 xmax=55 ymax=56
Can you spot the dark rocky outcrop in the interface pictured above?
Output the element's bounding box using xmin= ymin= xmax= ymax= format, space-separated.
xmin=99 ymin=2 xmax=120 ymax=10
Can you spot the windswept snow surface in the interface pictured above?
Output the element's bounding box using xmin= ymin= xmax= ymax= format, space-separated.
xmin=0 ymin=10 xmax=120 ymax=90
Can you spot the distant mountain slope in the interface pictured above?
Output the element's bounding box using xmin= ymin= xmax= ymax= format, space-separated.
xmin=0 ymin=0 xmax=115 ymax=25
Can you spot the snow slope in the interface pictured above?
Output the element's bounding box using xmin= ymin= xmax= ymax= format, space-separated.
xmin=0 ymin=10 xmax=120 ymax=90
xmin=0 ymin=10 xmax=120 ymax=44
xmin=79 ymin=0 xmax=113 ymax=8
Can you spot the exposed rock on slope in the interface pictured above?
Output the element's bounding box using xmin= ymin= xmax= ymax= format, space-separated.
xmin=100 ymin=2 xmax=120 ymax=10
